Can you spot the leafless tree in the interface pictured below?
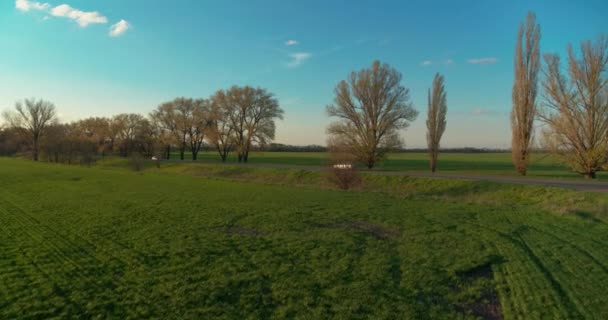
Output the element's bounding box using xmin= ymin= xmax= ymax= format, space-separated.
xmin=2 ymin=98 xmax=56 ymax=161
xmin=426 ymin=73 xmax=447 ymax=173
xmin=151 ymin=102 xmax=179 ymax=160
xmin=74 ymin=117 xmax=112 ymax=158
xmin=212 ymin=86 xmax=283 ymax=163
xmin=112 ymin=113 xmax=150 ymax=157
xmin=539 ymin=36 xmax=608 ymax=179
xmin=188 ymin=99 xmax=211 ymax=161
xmin=512 ymin=12 xmax=541 ymax=176
xmin=173 ymin=98 xmax=195 ymax=161
xmin=208 ymin=92 xmax=236 ymax=162
xmin=327 ymin=60 xmax=418 ymax=169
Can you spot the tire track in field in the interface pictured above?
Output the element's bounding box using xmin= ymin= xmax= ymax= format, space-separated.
xmin=421 ymin=212 xmax=583 ymax=319
xmin=0 ymin=191 xmax=156 ymax=317
xmin=486 ymin=213 xmax=589 ymax=319
xmin=525 ymin=225 xmax=608 ymax=274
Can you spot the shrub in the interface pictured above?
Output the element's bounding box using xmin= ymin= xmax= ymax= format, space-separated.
xmin=129 ymin=154 xmax=145 ymax=172
xmin=328 ymin=164 xmax=361 ymax=190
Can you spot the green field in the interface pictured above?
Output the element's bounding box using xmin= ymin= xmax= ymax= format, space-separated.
xmin=1 ymin=158 xmax=608 ymax=319
xmin=174 ymin=151 xmax=606 ymax=180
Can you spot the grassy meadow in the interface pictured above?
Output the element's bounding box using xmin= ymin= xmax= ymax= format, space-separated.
xmin=1 ymin=158 xmax=608 ymax=319
xmin=174 ymin=151 xmax=606 ymax=180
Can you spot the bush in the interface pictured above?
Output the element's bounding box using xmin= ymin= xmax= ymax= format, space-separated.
xmin=328 ymin=164 xmax=361 ymax=190
xmin=129 ymin=154 xmax=145 ymax=172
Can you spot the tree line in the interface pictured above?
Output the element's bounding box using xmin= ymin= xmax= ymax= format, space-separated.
xmin=0 ymin=86 xmax=284 ymax=164
xmin=326 ymin=12 xmax=607 ymax=179
xmin=2 ymin=12 xmax=607 ymax=179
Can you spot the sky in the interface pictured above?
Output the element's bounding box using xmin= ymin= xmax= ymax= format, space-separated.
xmin=1 ymin=0 xmax=607 ymax=148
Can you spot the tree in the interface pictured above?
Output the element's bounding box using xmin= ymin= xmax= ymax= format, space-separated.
xmin=426 ymin=73 xmax=447 ymax=173
xmin=151 ymin=102 xmax=179 ymax=160
xmin=326 ymin=60 xmax=418 ymax=169
xmin=213 ymin=86 xmax=283 ymax=163
xmin=187 ymin=99 xmax=211 ymax=161
xmin=208 ymin=92 xmax=236 ymax=162
xmin=512 ymin=12 xmax=541 ymax=176
xmin=173 ymin=98 xmax=195 ymax=161
xmin=539 ymin=36 xmax=608 ymax=179
xmin=112 ymin=113 xmax=150 ymax=157
xmin=2 ymin=98 xmax=56 ymax=161
xmin=74 ymin=117 xmax=112 ymax=158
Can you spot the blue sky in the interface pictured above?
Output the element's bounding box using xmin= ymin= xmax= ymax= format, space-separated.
xmin=1 ymin=0 xmax=607 ymax=147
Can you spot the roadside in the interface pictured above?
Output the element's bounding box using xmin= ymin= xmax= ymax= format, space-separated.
xmin=161 ymin=160 xmax=608 ymax=192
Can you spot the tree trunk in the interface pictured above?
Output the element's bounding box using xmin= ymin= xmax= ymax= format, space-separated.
xmin=244 ymin=152 xmax=249 ymax=163
xmin=430 ymin=151 xmax=439 ymax=173
xmin=192 ymin=151 xmax=198 ymax=161
xmin=33 ymin=139 xmax=39 ymax=161
xmin=166 ymin=145 xmax=171 ymax=160
xmin=585 ymin=171 xmax=597 ymax=179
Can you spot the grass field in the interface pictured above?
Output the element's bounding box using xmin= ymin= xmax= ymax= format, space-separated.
xmin=1 ymin=158 xmax=608 ymax=319
xmin=174 ymin=151 xmax=607 ymax=180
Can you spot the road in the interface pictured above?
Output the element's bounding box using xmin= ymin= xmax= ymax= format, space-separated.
xmin=167 ymin=160 xmax=608 ymax=192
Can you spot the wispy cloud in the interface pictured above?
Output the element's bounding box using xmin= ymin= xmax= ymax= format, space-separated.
xmin=467 ymin=57 xmax=498 ymax=65
xmin=285 ymin=39 xmax=299 ymax=46
xmin=287 ymin=52 xmax=311 ymax=68
xmin=15 ymin=0 xmax=49 ymax=12
xmin=445 ymin=59 xmax=453 ymax=65
xmin=421 ymin=60 xmax=432 ymax=66
xmin=50 ymin=4 xmax=107 ymax=27
xmin=109 ymin=19 xmax=130 ymax=37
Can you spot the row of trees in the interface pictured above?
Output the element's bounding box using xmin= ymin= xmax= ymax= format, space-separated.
xmin=1 ymin=86 xmax=284 ymax=164
xmin=326 ymin=12 xmax=607 ymax=179
xmin=511 ymin=12 xmax=608 ymax=179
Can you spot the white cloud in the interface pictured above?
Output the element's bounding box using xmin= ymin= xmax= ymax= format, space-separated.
xmin=109 ymin=19 xmax=130 ymax=37
xmin=285 ymin=40 xmax=299 ymax=46
xmin=421 ymin=60 xmax=432 ymax=66
xmin=51 ymin=4 xmax=108 ymax=27
xmin=287 ymin=52 xmax=311 ymax=68
xmin=467 ymin=57 xmax=498 ymax=65
xmin=15 ymin=0 xmax=50 ymax=12
xmin=445 ymin=59 xmax=453 ymax=65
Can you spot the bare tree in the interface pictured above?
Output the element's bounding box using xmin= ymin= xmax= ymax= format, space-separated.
xmin=74 ymin=117 xmax=112 ymax=158
xmin=539 ymin=36 xmax=608 ymax=179
xmin=173 ymin=98 xmax=195 ymax=161
xmin=112 ymin=113 xmax=149 ymax=157
xmin=151 ymin=102 xmax=179 ymax=160
xmin=188 ymin=99 xmax=211 ymax=161
xmin=327 ymin=60 xmax=418 ymax=169
xmin=512 ymin=12 xmax=541 ymax=176
xmin=2 ymin=98 xmax=56 ymax=161
xmin=213 ymin=86 xmax=283 ymax=163
xmin=426 ymin=73 xmax=447 ymax=173
xmin=209 ymin=92 xmax=236 ymax=162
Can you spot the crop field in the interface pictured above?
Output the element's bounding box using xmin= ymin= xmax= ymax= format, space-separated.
xmin=1 ymin=158 xmax=608 ymax=319
xmin=175 ymin=151 xmax=607 ymax=180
